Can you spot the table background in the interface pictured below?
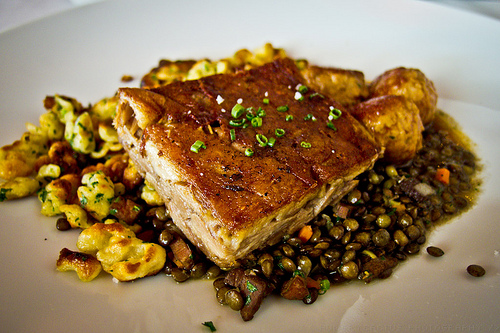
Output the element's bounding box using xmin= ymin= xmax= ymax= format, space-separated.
xmin=1 ymin=0 xmax=500 ymax=33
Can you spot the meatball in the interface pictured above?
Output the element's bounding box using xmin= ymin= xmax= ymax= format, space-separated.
xmin=350 ymin=95 xmax=424 ymax=165
xmin=369 ymin=67 xmax=437 ymax=126
xmin=299 ymin=62 xmax=369 ymax=107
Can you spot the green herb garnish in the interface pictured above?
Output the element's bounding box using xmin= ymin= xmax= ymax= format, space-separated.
xmin=202 ymin=321 xmax=217 ymax=332
xmin=298 ymin=85 xmax=308 ymax=94
xmin=327 ymin=122 xmax=337 ymax=131
xmin=0 ymin=188 xmax=12 ymax=202
xmin=256 ymin=134 xmax=268 ymax=147
xmin=275 ymin=128 xmax=285 ymax=137
xmin=229 ymin=118 xmax=246 ymax=127
xmin=231 ymin=103 xmax=245 ymax=118
xmin=300 ymin=141 xmax=312 ymax=148
xmin=251 ymin=116 xmax=263 ymax=127
xmin=246 ymin=280 xmax=258 ymax=293
xmin=190 ymin=140 xmax=206 ymax=153
xmin=319 ymin=279 xmax=330 ymax=295
xmin=267 ymin=137 xmax=276 ymax=147
xmin=329 ymin=107 xmax=342 ymax=120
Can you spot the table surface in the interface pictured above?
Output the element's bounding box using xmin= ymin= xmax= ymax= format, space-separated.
xmin=1 ymin=0 xmax=500 ymax=33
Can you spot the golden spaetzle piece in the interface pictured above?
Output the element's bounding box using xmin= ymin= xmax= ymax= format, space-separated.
xmin=0 ymin=177 xmax=40 ymax=201
xmin=76 ymin=222 xmax=166 ymax=282
xmin=56 ymin=248 xmax=102 ymax=282
xmin=77 ymin=170 xmax=115 ymax=221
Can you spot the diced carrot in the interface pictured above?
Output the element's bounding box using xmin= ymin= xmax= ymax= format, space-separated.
xmin=435 ymin=168 xmax=450 ymax=185
xmin=297 ymin=225 xmax=313 ymax=243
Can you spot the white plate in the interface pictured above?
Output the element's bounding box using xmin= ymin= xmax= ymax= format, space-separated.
xmin=1 ymin=0 xmax=499 ymax=332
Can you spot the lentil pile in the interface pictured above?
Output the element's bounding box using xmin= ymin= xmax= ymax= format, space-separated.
xmin=93 ymin=112 xmax=479 ymax=321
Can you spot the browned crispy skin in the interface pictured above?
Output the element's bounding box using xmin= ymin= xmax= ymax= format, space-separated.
xmin=120 ymin=59 xmax=378 ymax=231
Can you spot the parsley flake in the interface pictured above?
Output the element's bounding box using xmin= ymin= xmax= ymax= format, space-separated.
xmin=202 ymin=321 xmax=217 ymax=332
xmin=246 ymin=280 xmax=258 ymax=293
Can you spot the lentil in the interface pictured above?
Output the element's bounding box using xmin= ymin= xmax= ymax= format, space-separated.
xmin=216 ymin=286 xmax=232 ymax=304
xmin=426 ymin=246 xmax=445 ymax=257
xmin=225 ymin=289 xmax=244 ymax=311
xmin=56 ymin=218 xmax=71 ymax=231
xmin=213 ymin=277 xmax=227 ymax=291
xmin=467 ymin=264 xmax=485 ymax=277
xmin=340 ymin=261 xmax=359 ymax=279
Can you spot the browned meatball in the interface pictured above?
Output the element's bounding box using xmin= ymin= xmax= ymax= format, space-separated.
xmin=350 ymin=95 xmax=424 ymax=165
xmin=299 ymin=63 xmax=369 ymax=107
xmin=369 ymin=67 xmax=437 ymax=126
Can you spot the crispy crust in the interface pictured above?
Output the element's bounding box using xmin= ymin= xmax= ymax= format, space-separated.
xmin=115 ymin=58 xmax=379 ymax=267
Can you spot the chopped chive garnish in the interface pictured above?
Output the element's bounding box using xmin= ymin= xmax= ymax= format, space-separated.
xmin=329 ymin=107 xmax=342 ymax=120
xmin=257 ymin=107 xmax=266 ymax=117
xmin=277 ymin=105 xmax=289 ymax=112
xmin=267 ymin=137 xmax=276 ymax=147
xmin=304 ymin=114 xmax=313 ymax=121
xmin=251 ymin=116 xmax=263 ymax=127
xmin=293 ymin=269 xmax=305 ymax=278
xmin=229 ymin=118 xmax=246 ymax=127
xmin=285 ymin=115 xmax=294 ymax=121
xmin=263 ymin=98 xmax=270 ymax=105
xmin=230 ymin=129 xmax=236 ymax=141
xmin=256 ymin=134 xmax=268 ymax=147
xmin=231 ymin=103 xmax=245 ymax=118
xmin=190 ymin=140 xmax=206 ymax=153
xmin=244 ymin=148 xmax=254 ymax=157
xmin=309 ymin=92 xmax=325 ymax=99
xmin=300 ymin=141 xmax=311 ymax=148
xmin=294 ymin=91 xmax=304 ymax=101
xmin=275 ymin=128 xmax=285 ymax=137
xmin=298 ymin=85 xmax=308 ymax=94
xmin=327 ymin=122 xmax=337 ymax=131
xmin=319 ymin=279 xmax=330 ymax=295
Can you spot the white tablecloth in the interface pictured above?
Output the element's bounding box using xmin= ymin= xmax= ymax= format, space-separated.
xmin=1 ymin=0 xmax=500 ymax=33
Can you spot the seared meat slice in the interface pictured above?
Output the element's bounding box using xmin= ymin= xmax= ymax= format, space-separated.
xmin=114 ymin=58 xmax=379 ymax=268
